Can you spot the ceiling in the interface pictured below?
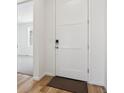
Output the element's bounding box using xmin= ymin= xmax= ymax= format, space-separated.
xmin=17 ymin=0 xmax=32 ymax=4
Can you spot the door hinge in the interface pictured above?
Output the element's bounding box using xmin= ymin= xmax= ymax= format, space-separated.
xmin=87 ymin=68 xmax=89 ymax=74
xmin=87 ymin=19 xmax=89 ymax=24
xmin=88 ymin=44 xmax=90 ymax=50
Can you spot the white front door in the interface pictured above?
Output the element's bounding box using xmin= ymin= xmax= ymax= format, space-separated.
xmin=55 ymin=0 xmax=88 ymax=81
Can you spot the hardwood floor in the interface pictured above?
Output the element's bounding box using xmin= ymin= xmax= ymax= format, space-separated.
xmin=17 ymin=74 xmax=106 ymax=93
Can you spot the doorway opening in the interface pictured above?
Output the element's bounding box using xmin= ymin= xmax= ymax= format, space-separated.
xmin=17 ymin=0 xmax=33 ymax=76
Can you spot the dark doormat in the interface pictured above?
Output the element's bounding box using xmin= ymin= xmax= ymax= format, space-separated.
xmin=47 ymin=76 xmax=88 ymax=93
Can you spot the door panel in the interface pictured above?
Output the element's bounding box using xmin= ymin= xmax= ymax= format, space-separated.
xmin=56 ymin=49 xmax=84 ymax=80
xmin=56 ymin=24 xmax=82 ymax=49
xmin=56 ymin=0 xmax=82 ymax=25
xmin=55 ymin=0 xmax=88 ymax=81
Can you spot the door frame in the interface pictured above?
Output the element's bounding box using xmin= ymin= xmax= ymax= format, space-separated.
xmin=53 ymin=0 xmax=90 ymax=81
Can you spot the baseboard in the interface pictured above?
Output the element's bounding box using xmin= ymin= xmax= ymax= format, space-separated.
xmin=88 ymin=81 xmax=106 ymax=87
xmin=33 ymin=72 xmax=55 ymax=81
xmin=88 ymin=81 xmax=107 ymax=93
xmin=33 ymin=73 xmax=46 ymax=81
xmin=33 ymin=76 xmax=41 ymax=81
xmin=45 ymin=72 xmax=55 ymax=76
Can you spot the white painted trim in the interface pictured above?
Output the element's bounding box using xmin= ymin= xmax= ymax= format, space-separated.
xmin=33 ymin=72 xmax=55 ymax=81
xmin=88 ymin=0 xmax=107 ymax=87
xmin=33 ymin=73 xmax=46 ymax=81
xmin=45 ymin=72 xmax=55 ymax=76
xmin=87 ymin=0 xmax=90 ymax=82
xmin=33 ymin=76 xmax=41 ymax=81
xmin=88 ymin=81 xmax=105 ymax=87
xmin=53 ymin=0 xmax=56 ymax=76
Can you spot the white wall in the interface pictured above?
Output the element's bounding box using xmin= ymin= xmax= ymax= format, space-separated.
xmin=45 ymin=0 xmax=56 ymax=76
xmin=89 ymin=0 xmax=107 ymax=87
xmin=33 ymin=0 xmax=46 ymax=80
xmin=33 ymin=0 xmax=56 ymax=79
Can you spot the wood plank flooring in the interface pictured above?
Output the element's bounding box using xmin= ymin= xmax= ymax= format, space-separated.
xmin=17 ymin=74 xmax=106 ymax=93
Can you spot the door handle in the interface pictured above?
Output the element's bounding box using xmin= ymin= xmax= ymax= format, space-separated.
xmin=55 ymin=39 xmax=59 ymax=49
xmin=56 ymin=40 xmax=59 ymax=44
